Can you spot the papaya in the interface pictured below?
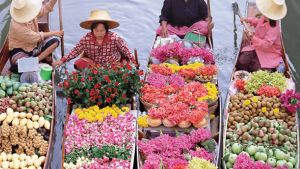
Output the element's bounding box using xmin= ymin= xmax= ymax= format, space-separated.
xmin=0 ymin=90 xmax=5 ymax=98
xmin=1 ymin=82 xmax=6 ymax=90
xmin=6 ymin=87 xmax=13 ymax=96
xmin=6 ymin=81 xmax=13 ymax=88
xmin=13 ymin=82 xmax=21 ymax=90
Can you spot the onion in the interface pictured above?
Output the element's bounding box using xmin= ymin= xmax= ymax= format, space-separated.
xmin=147 ymin=117 xmax=162 ymax=127
xmin=162 ymin=118 xmax=176 ymax=128
xmin=178 ymin=120 xmax=191 ymax=128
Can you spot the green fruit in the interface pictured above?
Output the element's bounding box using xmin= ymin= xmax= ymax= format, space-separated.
xmin=6 ymin=81 xmax=12 ymax=88
xmin=246 ymin=145 xmax=257 ymax=155
xmin=267 ymin=149 xmax=274 ymax=158
xmin=229 ymin=154 xmax=237 ymax=164
xmin=267 ymin=158 xmax=277 ymax=167
xmin=0 ymin=90 xmax=5 ymax=98
xmin=232 ymin=143 xmax=243 ymax=154
xmin=255 ymin=152 xmax=268 ymax=161
xmin=276 ymin=160 xmax=287 ymax=167
xmin=18 ymin=86 xmax=26 ymax=92
xmin=13 ymin=82 xmax=20 ymax=90
xmin=288 ymin=157 xmax=296 ymax=166
xmin=1 ymin=82 xmax=6 ymax=90
xmin=275 ymin=149 xmax=286 ymax=160
xmin=226 ymin=162 xmax=233 ymax=168
xmin=6 ymin=87 xmax=13 ymax=96
xmin=286 ymin=162 xmax=293 ymax=169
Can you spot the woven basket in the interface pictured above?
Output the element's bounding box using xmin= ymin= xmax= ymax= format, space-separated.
xmin=194 ymin=76 xmax=213 ymax=83
xmin=140 ymin=97 xmax=155 ymax=110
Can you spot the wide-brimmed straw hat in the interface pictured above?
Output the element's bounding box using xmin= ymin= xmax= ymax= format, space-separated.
xmin=10 ymin=0 xmax=43 ymax=23
xmin=256 ymin=0 xmax=287 ymax=20
xmin=80 ymin=9 xmax=120 ymax=29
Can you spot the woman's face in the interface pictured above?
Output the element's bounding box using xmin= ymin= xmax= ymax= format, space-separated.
xmin=93 ymin=23 xmax=106 ymax=39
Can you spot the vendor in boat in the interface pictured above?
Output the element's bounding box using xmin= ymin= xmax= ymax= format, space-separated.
xmin=157 ymin=0 xmax=213 ymax=38
xmin=52 ymin=10 xmax=136 ymax=69
xmin=8 ymin=0 xmax=63 ymax=72
xmin=237 ymin=0 xmax=287 ymax=72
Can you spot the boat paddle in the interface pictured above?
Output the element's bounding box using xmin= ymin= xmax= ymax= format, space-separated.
xmin=232 ymin=2 xmax=253 ymax=37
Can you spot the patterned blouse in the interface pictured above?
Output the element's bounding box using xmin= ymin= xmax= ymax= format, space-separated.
xmin=61 ymin=32 xmax=135 ymax=65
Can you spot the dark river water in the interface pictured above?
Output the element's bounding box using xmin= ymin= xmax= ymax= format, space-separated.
xmin=0 ymin=0 xmax=299 ymax=168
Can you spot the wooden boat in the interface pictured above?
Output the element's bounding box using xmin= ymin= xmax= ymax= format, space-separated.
xmin=221 ymin=1 xmax=299 ymax=169
xmin=137 ymin=0 xmax=223 ymax=168
xmin=0 ymin=1 xmax=56 ymax=169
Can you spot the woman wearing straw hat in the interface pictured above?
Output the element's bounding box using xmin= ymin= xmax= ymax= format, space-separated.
xmin=8 ymin=0 xmax=63 ymax=72
xmin=52 ymin=9 xmax=136 ymax=69
xmin=237 ymin=0 xmax=287 ymax=72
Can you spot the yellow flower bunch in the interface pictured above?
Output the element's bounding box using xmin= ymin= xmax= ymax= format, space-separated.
xmin=74 ymin=104 xmax=129 ymax=123
xmin=251 ymin=96 xmax=259 ymax=103
xmin=262 ymin=107 xmax=267 ymax=113
xmin=163 ymin=62 xmax=204 ymax=73
xmin=137 ymin=115 xmax=149 ymax=127
xmin=188 ymin=157 xmax=217 ymax=169
xmin=198 ymin=82 xmax=218 ymax=102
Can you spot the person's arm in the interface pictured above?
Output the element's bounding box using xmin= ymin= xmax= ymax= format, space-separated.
xmin=61 ymin=39 xmax=84 ymax=63
xmin=37 ymin=0 xmax=57 ymax=17
xmin=159 ymin=0 xmax=171 ymax=37
xmin=115 ymin=34 xmax=136 ymax=64
xmin=241 ymin=17 xmax=260 ymax=27
xmin=252 ymin=27 xmax=280 ymax=51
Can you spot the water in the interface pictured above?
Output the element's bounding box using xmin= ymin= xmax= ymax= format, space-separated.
xmin=1 ymin=0 xmax=299 ymax=168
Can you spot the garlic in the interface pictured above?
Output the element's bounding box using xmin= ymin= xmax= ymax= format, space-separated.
xmin=44 ymin=120 xmax=50 ymax=130
xmin=19 ymin=112 xmax=27 ymax=118
xmin=38 ymin=117 xmax=45 ymax=128
xmin=27 ymin=120 xmax=34 ymax=129
xmin=0 ymin=113 xmax=7 ymax=122
xmin=33 ymin=122 xmax=40 ymax=129
xmin=13 ymin=112 xmax=19 ymax=118
xmin=26 ymin=113 xmax=33 ymax=119
xmin=6 ymin=108 xmax=14 ymax=114
xmin=12 ymin=118 xmax=20 ymax=126
xmin=20 ymin=118 xmax=28 ymax=126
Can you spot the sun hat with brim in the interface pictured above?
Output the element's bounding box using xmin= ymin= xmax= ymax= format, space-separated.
xmin=10 ymin=0 xmax=43 ymax=23
xmin=80 ymin=9 xmax=120 ymax=30
xmin=256 ymin=0 xmax=287 ymax=20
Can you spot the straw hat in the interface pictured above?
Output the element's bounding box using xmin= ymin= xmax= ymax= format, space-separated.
xmin=256 ymin=0 xmax=287 ymax=20
xmin=10 ymin=0 xmax=43 ymax=23
xmin=80 ymin=10 xmax=120 ymax=29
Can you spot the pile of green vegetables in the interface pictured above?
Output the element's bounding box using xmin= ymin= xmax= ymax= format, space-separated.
xmin=245 ymin=71 xmax=287 ymax=93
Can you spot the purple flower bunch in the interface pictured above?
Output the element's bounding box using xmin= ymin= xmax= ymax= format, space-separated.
xmin=145 ymin=72 xmax=185 ymax=88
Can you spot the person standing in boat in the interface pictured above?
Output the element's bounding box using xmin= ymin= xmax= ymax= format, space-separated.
xmin=8 ymin=0 xmax=63 ymax=72
xmin=157 ymin=0 xmax=213 ymax=38
xmin=237 ymin=0 xmax=287 ymax=72
xmin=52 ymin=10 xmax=136 ymax=69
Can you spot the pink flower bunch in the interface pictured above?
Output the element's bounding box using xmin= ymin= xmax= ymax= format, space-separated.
xmin=145 ymin=73 xmax=185 ymax=88
xmin=189 ymin=148 xmax=214 ymax=161
xmin=150 ymin=42 xmax=215 ymax=64
xmin=65 ymin=113 xmax=135 ymax=155
xmin=234 ymin=153 xmax=289 ymax=169
xmin=280 ymin=89 xmax=300 ymax=113
xmin=138 ymin=129 xmax=213 ymax=169
xmin=81 ymin=158 xmax=131 ymax=169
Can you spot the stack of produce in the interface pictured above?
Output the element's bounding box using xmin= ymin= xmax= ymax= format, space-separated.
xmin=0 ymin=108 xmax=51 ymax=168
xmin=63 ymin=105 xmax=135 ymax=169
xmin=224 ymin=70 xmax=299 ymax=169
xmin=0 ymin=74 xmax=21 ymax=98
xmin=139 ymin=64 xmax=219 ymax=128
xmin=138 ymin=128 xmax=217 ymax=169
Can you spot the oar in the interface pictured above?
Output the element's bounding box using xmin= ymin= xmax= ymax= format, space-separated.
xmin=232 ymin=2 xmax=252 ymax=33
xmin=134 ymin=48 xmax=140 ymax=69
xmin=206 ymin=0 xmax=213 ymax=48
xmin=58 ymin=0 xmax=64 ymax=56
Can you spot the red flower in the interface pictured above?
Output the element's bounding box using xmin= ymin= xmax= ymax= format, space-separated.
xmin=104 ymin=75 xmax=111 ymax=83
xmin=63 ymin=81 xmax=69 ymax=88
xmin=122 ymin=93 xmax=127 ymax=99
xmin=138 ymin=70 xmax=144 ymax=75
xmin=67 ymin=98 xmax=72 ymax=104
xmin=74 ymin=89 xmax=79 ymax=95
xmin=72 ymin=71 xmax=78 ymax=76
xmin=126 ymin=63 xmax=132 ymax=70
xmin=106 ymin=98 xmax=112 ymax=103
xmin=81 ymin=78 xmax=85 ymax=82
xmin=93 ymin=69 xmax=98 ymax=75
xmin=114 ymin=82 xmax=120 ymax=86
xmin=107 ymin=88 xmax=112 ymax=92
xmin=73 ymin=78 xmax=78 ymax=82
xmin=88 ymin=76 xmax=93 ymax=81
xmin=85 ymin=89 xmax=89 ymax=93
xmin=235 ymin=80 xmax=246 ymax=91
xmin=94 ymin=83 xmax=101 ymax=89
xmin=58 ymin=82 xmax=63 ymax=88
xmin=110 ymin=94 xmax=115 ymax=98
